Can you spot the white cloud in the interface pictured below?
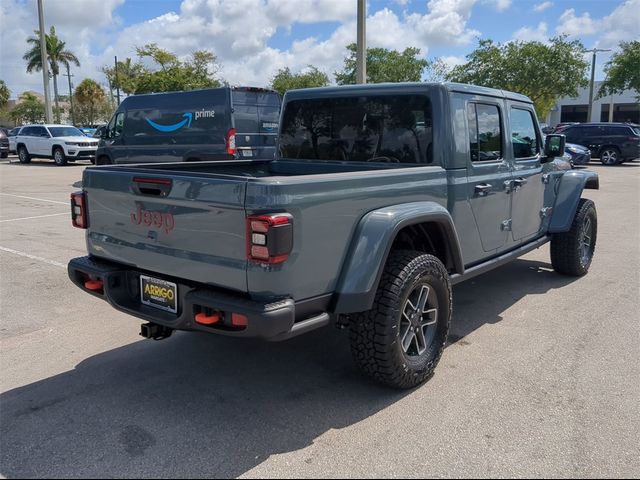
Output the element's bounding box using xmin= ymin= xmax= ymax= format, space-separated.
xmin=482 ymin=0 xmax=511 ymax=12
xmin=512 ymin=22 xmax=549 ymax=42
xmin=556 ymin=8 xmax=597 ymax=36
xmin=533 ymin=1 xmax=553 ymax=12
xmin=597 ymin=0 xmax=640 ymax=49
xmin=407 ymin=0 xmax=480 ymax=47
xmin=494 ymin=0 xmax=511 ymax=11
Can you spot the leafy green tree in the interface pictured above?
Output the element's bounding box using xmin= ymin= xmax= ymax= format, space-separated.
xmin=335 ymin=43 xmax=428 ymax=85
xmin=136 ymin=43 xmax=178 ymax=70
xmin=446 ymin=37 xmax=589 ymax=119
xmin=598 ymin=41 xmax=640 ymax=101
xmin=102 ymin=57 xmax=145 ymax=96
xmin=73 ymin=79 xmax=109 ymax=126
xmin=10 ymin=92 xmax=45 ymax=124
xmin=131 ymin=44 xmax=221 ymax=94
xmin=23 ymin=26 xmax=80 ymax=123
xmin=0 ymin=80 xmax=10 ymax=109
xmin=424 ymin=58 xmax=451 ymax=83
xmin=270 ymin=66 xmax=329 ymax=95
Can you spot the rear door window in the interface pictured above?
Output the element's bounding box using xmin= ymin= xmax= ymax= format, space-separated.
xmin=467 ymin=103 xmax=502 ymax=162
xmin=33 ymin=126 xmax=49 ymax=137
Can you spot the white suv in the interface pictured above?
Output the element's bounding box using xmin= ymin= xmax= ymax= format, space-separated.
xmin=15 ymin=124 xmax=100 ymax=166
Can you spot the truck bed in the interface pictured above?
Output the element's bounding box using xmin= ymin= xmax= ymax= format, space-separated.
xmin=81 ymin=159 xmax=448 ymax=301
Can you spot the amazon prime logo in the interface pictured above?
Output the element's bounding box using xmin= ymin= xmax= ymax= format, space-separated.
xmin=145 ymin=109 xmax=215 ymax=133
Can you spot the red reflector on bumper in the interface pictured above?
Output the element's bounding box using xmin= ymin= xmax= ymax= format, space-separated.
xmin=195 ymin=312 xmax=221 ymax=325
xmin=231 ymin=313 xmax=248 ymax=327
xmin=84 ymin=279 xmax=103 ymax=291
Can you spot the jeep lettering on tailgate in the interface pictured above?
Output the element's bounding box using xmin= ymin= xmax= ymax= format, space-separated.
xmin=131 ymin=205 xmax=175 ymax=233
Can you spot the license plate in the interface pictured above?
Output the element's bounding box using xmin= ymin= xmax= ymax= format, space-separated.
xmin=140 ymin=275 xmax=177 ymax=313
xmin=241 ymin=149 xmax=253 ymax=157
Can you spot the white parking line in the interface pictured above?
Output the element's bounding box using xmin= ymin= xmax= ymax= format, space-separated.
xmin=0 ymin=246 xmax=67 ymax=268
xmin=0 ymin=212 xmax=68 ymax=223
xmin=0 ymin=193 xmax=69 ymax=205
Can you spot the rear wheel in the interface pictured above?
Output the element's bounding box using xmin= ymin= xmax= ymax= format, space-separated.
xmin=349 ymin=250 xmax=452 ymax=389
xmin=551 ymin=198 xmax=597 ymax=276
xmin=600 ymin=147 xmax=620 ymax=165
xmin=17 ymin=146 xmax=31 ymax=164
xmin=53 ymin=147 xmax=67 ymax=166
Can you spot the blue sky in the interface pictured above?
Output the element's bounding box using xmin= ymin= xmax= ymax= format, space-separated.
xmin=1 ymin=0 xmax=638 ymax=98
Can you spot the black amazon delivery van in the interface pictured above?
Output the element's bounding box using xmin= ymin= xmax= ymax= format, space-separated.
xmin=96 ymin=86 xmax=281 ymax=164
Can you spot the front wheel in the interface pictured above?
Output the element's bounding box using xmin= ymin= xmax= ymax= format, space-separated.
xmin=17 ymin=146 xmax=31 ymax=164
xmin=53 ymin=147 xmax=67 ymax=166
xmin=350 ymin=251 xmax=452 ymax=389
xmin=550 ymin=198 xmax=597 ymax=276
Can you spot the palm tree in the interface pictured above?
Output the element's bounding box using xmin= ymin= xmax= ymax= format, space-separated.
xmin=23 ymin=26 xmax=80 ymax=123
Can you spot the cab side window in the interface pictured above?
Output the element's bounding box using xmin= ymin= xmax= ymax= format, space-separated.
xmin=114 ymin=112 xmax=125 ymax=137
xmin=468 ymin=103 xmax=502 ymax=162
xmin=510 ymin=108 xmax=540 ymax=159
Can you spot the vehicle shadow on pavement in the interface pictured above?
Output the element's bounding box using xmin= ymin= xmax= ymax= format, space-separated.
xmin=449 ymin=259 xmax=575 ymax=344
xmin=5 ymin=160 xmax=90 ymax=167
xmin=0 ymin=258 xmax=576 ymax=478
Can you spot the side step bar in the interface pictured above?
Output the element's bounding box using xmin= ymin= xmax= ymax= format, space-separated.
xmin=450 ymin=235 xmax=551 ymax=286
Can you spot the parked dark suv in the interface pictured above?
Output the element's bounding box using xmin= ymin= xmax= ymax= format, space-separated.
xmin=562 ymin=123 xmax=640 ymax=165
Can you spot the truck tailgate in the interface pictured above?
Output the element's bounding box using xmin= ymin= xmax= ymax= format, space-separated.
xmin=83 ymin=168 xmax=248 ymax=292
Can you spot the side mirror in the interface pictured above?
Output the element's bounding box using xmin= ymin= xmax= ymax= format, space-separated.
xmin=544 ymin=134 xmax=565 ymax=160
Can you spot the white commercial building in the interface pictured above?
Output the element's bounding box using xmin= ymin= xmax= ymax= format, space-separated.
xmin=547 ymin=81 xmax=639 ymax=126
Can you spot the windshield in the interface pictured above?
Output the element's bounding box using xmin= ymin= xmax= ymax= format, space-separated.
xmin=48 ymin=126 xmax=85 ymax=137
xmin=280 ymin=95 xmax=433 ymax=164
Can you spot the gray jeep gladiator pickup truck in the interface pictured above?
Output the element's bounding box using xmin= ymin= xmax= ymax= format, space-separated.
xmin=68 ymin=83 xmax=599 ymax=388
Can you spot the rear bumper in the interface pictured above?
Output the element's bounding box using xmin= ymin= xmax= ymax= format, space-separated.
xmin=68 ymin=255 xmax=329 ymax=340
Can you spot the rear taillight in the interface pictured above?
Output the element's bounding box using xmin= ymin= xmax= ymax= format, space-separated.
xmin=246 ymin=213 xmax=293 ymax=264
xmin=226 ymin=128 xmax=236 ymax=155
xmin=71 ymin=191 xmax=87 ymax=229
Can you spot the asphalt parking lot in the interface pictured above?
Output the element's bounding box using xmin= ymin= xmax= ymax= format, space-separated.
xmin=0 ymin=155 xmax=638 ymax=478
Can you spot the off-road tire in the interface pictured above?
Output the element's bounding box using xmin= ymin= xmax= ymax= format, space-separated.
xmin=17 ymin=146 xmax=31 ymax=164
xmin=53 ymin=147 xmax=67 ymax=166
xmin=550 ymin=198 xmax=597 ymax=276
xmin=350 ymin=250 xmax=452 ymax=389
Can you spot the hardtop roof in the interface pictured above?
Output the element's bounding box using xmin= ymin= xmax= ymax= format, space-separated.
xmin=283 ymin=82 xmax=533 ymax=104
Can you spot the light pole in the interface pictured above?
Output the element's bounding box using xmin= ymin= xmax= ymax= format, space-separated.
xmin=356 ymin=0 xmax=366 ymax=84
xmin=37 ymin=0 xmax=53 ymax=123
xmin=64 ymin=63 xmax=74 ymax=125
xmin=585 ymin=47 xmax=611 ymax=123
xmin=114 ymin=56 xmax=121 ymax=105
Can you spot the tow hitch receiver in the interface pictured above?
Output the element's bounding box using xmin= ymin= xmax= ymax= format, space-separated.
xmin=140 ymin=322 xmax=173 ymax=340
